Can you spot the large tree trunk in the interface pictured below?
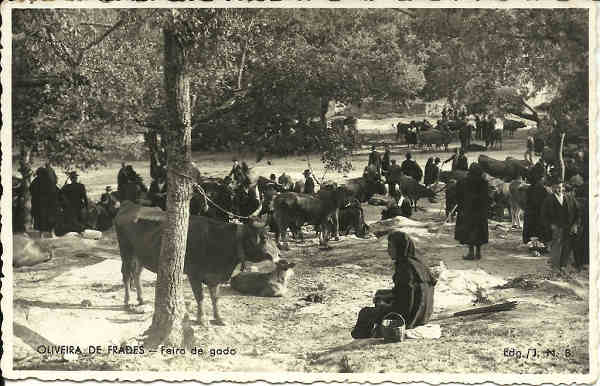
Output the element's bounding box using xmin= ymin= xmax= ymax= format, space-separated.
xmin=145 ymin=23 xmax=194 ymax=348
xmin=16 ymin=144 xmax=33 ymax=233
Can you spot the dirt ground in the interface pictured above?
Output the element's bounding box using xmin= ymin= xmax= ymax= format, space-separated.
xmin=10 ymin=127 xmax=592 ymax=374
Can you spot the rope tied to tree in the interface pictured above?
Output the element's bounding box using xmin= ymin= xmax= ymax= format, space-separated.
xmin=170 ymin=167 xmax=255 ymax=221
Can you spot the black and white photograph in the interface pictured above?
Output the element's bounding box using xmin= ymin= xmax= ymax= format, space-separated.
xmin=2 ymin=2 xmax=597 ymax=383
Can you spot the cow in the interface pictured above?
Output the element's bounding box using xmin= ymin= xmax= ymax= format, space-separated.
xmin=114 ymin=202 xmax=280 ymax=325
xmin=277 ymin=173 xmax=294 ymax=192
xmin=418 ymin=129 xmax=454 ymax=152
xmin=395 ymin=175 xmax=436 ymax=211
xmin=478 ymin=154 xmax=528 ymax=181
xmin=491 ymin=179 xmax=529 ymax=228
xmin=272 ymin=187 xmax=347 ymax=248
xmin=325 ymin=199 xmax=369 ymax=237
xmin=342 ymin=176 xmax=388 ymax=203
xmin=230 ymin=260 xmax=295 ymax=297
xmin=503 ymin=119 xmax=526 ymax=137
xmin=439 ymin=169 xmax=468 ymax=184
xmin=396 ymin=122 xmax=413 ymax=142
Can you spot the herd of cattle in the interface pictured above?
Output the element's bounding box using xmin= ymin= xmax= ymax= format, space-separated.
xmin=396 ymin=118 xmax=527 ymax=151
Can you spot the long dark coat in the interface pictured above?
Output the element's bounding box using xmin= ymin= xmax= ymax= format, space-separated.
xmin=455 ymin=174 xmax=489 ymax=246
xmin=368 ymin=151 xmax=382 ymax=175
xmin=381 ymin=151 xmax=391 ymax=175
xmin=423 ymin=160 xmax=440 ymax=186
xmin=149 ymin=180 xmax=168 ymax=210
xmin=401 ymin=160 xmax=423 ymax=182
xmin=303 ymin=176 xmax=315 ymax=195
xmin=60 ymin=182 xmax=88 ymax=231
xmin=30 ymin=168 xmax=59 ymax=232
xmin=523 ymin=181 xmax=552 ymax=243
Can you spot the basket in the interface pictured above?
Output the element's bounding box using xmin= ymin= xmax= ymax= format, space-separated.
xmin=380 ymin=312 xmax=406 ymax=343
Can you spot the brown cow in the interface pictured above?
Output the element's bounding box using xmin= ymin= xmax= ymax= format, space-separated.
xmin=114 ymin=202 xmax=279 ymax=325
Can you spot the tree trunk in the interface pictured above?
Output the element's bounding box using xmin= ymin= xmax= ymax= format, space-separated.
xmin=320 ymin=96 xmax=329 ymax=129
xmin=558 ymin=132 xmax=566 ymax=182
xmin=16 ymin=144 xmax=33 ymax=233
xmin=145 ymin=24 xmax=194 ymax=348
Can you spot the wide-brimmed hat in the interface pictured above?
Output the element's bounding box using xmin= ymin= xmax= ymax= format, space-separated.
xmin=105 ymin=186 xmax=113 ymax=192
xmin=303 ymin=169 xmax=311 ymax=176
xmin=434 ymin=157 xmax=441 ymax=163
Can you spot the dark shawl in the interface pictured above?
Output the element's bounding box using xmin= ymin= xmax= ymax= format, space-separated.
xmin=455 ymin=166 xmax=489 ymax=245
xmin=388 ymin=232 xmax=436 ymax=329
xmin=30 ymin=168 xmax=59 ymax=232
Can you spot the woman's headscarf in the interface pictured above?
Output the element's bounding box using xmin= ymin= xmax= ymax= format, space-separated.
xmin=388 ymin=231 xmax=435 ymax=285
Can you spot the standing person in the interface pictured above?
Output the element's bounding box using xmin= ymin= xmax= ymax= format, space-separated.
xmin=303 ymin=169 xmax=315 ymax=195
xmin=381 ymin=145 xmax=391 ymax=179
xmin=117 ymin=162 xmax=128 ymax=195
xmin=522 ymin=169 xmax=552 ymax=255
xmin=400 ymin=152 xmax=423 ymax=183
xmin=149 ymin=169 xmax=168 ymax=210
xmin=368 ymin=145 xmax=382 ymax=177
xmin=351 ymin=231 xmax=437 ymax=338
xmin=443 ymin=148 xmax=468 ymax=172
xmin=387 ymin=159 xmax=401 ymax=197
xmin=455 ymin=163 xmax=490 ymax=260
xmin=228 ymin=159 xmax=245 ymax=185
xmin=44 ymin=161 xmax=58 ymax=187
xmin=424 ymin=157 xmax=441 ymax=187
xmin=30 ymin=167 xmax=59 ymax=238
xmin=441 ymin=106 xmax=448 ymax=121
xmin=525 ymin=135 xmax=535 ymax=164
xmin=541 ymin=174 xmax=580 ymax=271
xmin=61 ymin=171 xmax=89 ymax=231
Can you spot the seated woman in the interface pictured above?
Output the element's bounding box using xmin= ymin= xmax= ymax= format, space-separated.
xmin=381 ymin=190 xmax=413 ymax=220
xmin=352 ymin=231 xmax=437 ymax=338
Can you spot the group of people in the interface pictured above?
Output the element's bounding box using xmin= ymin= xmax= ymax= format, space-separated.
xmin=441 ymin=105 xmax=468 ymax=122
xmin=29 ymin=164 xmax=90 ymax=237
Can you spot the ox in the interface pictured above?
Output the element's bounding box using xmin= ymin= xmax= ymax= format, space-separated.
xmin=272 ymin=187 xmax=347 ymax=248
xmin=114 ymin=202 xmax=279 ymax=325
xmin=418 ymin=129 xmax=454 ymax=152
xmin=343 ymin=176 xmax=388 ymax=203
xmin=326 ymin=199 xmax=369 ymax=237
xmin=503 ymin=119 xmax=526 ymax=137
xmin=386 ymin=171 xmax=436 ymax=211
xmin=478 ymin=154 xmax=529 ymax=181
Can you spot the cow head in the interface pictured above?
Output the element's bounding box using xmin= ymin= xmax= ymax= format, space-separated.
xmin=244 ymin=219 xmax=280 ymax=264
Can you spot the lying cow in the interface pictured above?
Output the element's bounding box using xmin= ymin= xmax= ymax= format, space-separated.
xmin=230 ymin=260 xmax=295 ymax=297
xmin=114 ymin=201 xmax=280 ymax=325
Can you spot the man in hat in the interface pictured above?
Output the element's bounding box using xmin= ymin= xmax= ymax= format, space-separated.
xmin=368 ymin=145 xmax=382 ymax=177
xmin=149 ymin=168 xmax=168 ymax=210
xmin=541 ymin=174 xmax=580 ymax=271
xmin=303 ymin=169 xmax=315 ymax=195
xmin=61 ymin=171 xmax=89 ymax=230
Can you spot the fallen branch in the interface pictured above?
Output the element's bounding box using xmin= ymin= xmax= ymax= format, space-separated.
xmin=430 ymin=301 xmax=518 ymax=322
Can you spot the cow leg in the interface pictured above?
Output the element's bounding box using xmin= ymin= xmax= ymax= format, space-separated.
xmin=134 ymin=263 xmax=144 ymax=305
xmin=332 ymin=210 xmax=340 ymax=241
xmin=188 ymin=277 xmax=207 ymax=325
xmin=208 ymin=285 xmax=225 ymax=326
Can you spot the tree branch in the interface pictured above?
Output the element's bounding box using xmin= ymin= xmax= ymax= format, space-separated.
xmin=75 ymin=17 xmax=128 ymax=65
